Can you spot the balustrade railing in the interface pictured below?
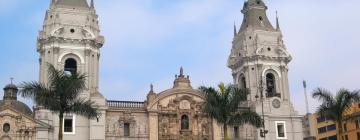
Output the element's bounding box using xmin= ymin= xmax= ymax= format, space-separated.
xmin=107 ymin=100 xmax=145 ymax=108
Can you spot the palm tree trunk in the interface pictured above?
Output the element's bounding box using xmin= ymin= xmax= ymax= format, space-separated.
xmin=337 ymin=121 xmax=342 ymax=140
xmin=223 ymin=124 xmax=229 ymax=140
xmin=59 ymin=113 xmax=64 ymax=140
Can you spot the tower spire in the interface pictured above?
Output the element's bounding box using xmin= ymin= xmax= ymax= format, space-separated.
xmin=239 ymin=0 xmax=275 ymax=32
xmin=179 ymin=67 xmax=184 ymax=77
xmin=90 ymin=0 xmax=95 ymax=9
xmin=276 ymin=11 xmax=281 ymax=31
xmin=50 ymin=0 xmax=56 ymax=7
xmin=150 ymin=84 xmax=154 ymax=93
xmin=234 ymin=21 xmax=237 ymax=36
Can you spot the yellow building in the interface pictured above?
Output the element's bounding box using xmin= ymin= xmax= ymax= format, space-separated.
xmin=305 ymin=102 xmax=360 ymax=140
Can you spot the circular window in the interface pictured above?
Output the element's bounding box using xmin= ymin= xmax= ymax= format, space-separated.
xmin=267 ymin=48 xmax=271 ymax=51
xmin=257 ymin=1 xmax=261 ymax=4
xmin=70 ymin=29 xmax=75 ymax=33
xmin=3 ymin=123 xmax=10 ymax=133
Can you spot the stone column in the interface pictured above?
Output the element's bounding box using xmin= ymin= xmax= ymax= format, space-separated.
xmin=16 ymin=131 xmax=20 ymax=140
xmin=29 ymin=131 xmax=33 ymax=140
xmin=21 ymin=131 xmax=25 ymax=140
xmin=148 ymin=113 xmax=158 ymax=140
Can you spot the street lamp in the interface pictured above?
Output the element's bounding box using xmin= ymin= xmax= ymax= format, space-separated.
xmin=256 ymin=79 xmax=268 ymax=139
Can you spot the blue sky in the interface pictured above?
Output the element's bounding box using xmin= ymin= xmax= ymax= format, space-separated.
xmin=0 ymin=0 xmax=359 ymax=115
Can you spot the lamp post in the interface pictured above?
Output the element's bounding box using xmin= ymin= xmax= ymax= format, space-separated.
xmin=256 ymin=79 xmax=268 ymax=139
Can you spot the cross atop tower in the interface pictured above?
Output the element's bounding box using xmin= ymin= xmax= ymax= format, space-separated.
xmin=10 ymin=77 xmax=14 ymax=84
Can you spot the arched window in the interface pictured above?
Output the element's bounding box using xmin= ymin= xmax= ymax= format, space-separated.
xmin=3 ymin=123 xmax=10 ymax=133
xmin=266 ymin=73 xmax=276 ymax=97
xmin=64 ymin=58 xmax=77 ymax=75
xmin=240 ymin=75 xmax=247 ymax=89
xmin=181 ymin=115 xmax=189 ymax=130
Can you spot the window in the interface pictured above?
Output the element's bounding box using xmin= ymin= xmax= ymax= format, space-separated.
xmin=343 ymin=123 xmax=347 ymax=131
xmin=63 ymin=114 xmax=75 ymax=134
xmin=275 ymin=121 xmax=287 ymax=139
xmin=319 ymin=138 xmax=327 ymax=140
xmin=345 ymin=135 xmax=349 ymax=140
xmin=266 ymin=73 xmax=276 ymax=97
xmin=357 ymin=132 xmax=360 ymax=140
xmin=328 ymin=135 xmax=337 ymax=140
xmin=259 ymin=16 xmax=263 ymax=21
xmin=234 ymin=126 xmax=239 ymax=138
xmin=356 ymin=119 xmax=359 ymax=129
xmin=64 ymin=58 xmax=77 ymax=75
xmin=124 ymin=123 xmax=130 ymax=136
xmin=181 ymin=115 xmax=189 ymax=130
xmin=327 ymin=124 xmax=336 ymax=131
xmin=3 ymin=123 xmax=10 ymax=133
xmin=317 ymin=116 xmax=326 ymax=123
xmin=240 ymin=75 xmax=246 ymax=89
xmin=318 ymin=126 xmax=327 ymax=134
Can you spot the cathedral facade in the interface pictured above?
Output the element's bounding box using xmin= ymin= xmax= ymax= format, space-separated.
xmin=1 ymin=0 xmax=303 ymax=140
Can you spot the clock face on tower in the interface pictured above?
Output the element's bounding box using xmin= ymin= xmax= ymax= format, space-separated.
xmin=272 ymin=99 xmax=281 ymax=108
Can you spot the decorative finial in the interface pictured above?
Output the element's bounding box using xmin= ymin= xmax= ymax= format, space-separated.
xmin=234 ymin=21 xmax=237 ymax=36
xmin=276 ymin=11 xmax=280 ymax=31
xmin=90 ymin=0 xmax=95 ymax=9
xmin=150 ymin=84 xmax=154 ymax=92
xmin=10 ymin=77 xmax=14 ymax=84
xmin=180 ymin=67 xmax=184 ymax=77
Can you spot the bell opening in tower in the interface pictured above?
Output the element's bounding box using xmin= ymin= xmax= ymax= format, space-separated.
xmin=266 ymin=73 xmax=278 ymax=97
xmin=64 ymin=58 xmax=77 ymax=75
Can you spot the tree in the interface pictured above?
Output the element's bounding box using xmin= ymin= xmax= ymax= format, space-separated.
xmin=199 ymin=83 xmax=263 ymax=140
xmin=19 ymin=65 xmax=100 ymax=140
xmin=312 ymin=88 xmax=360 ymax=140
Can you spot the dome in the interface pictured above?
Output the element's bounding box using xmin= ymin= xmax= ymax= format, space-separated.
xmin=0 ymin=100 xmax=32 ymax=115
xmin=4 ymin=83 xmax=17 ymax=90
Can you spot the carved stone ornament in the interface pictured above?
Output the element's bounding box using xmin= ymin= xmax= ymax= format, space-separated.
xmin=179 ymin=100 xmax=191 ymax=110
xmin=272 ymin=99 xmax=281 ymax=108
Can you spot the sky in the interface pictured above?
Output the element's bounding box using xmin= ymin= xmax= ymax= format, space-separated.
xmin=0 ymin=0 xmax=359 ymax=115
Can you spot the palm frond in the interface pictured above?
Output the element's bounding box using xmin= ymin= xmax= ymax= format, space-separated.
xmin=313 ymin=88 xmax=360 ymax=123
xmin=227 ymin=86 xmax=248 ymax=113
xmin=200 ymin=86 xmax=226 ymax=123
xmin=69 ymin=99 xmax=99 ymax=119
xmin=62 ymin=73 xmax=87 ymax=100
xmin=229 ymin=111 xmax=263 ymax=128
xmin=19 ymin=81 xmax=49 ymax=98
xmin=312 ymin=88 xmax=334 ymax=104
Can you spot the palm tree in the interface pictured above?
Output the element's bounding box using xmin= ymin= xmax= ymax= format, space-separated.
xmin=312 ymin=88 xmax=360 ymax=140
xmin=199 ymin=83 xmax=263 ymax=140
xmin=19 ymin=65 xmax=100 ymax=140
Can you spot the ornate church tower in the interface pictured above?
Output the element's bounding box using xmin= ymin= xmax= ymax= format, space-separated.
xmin=36 ymin=0 xmax=106 ymax=139
xmin=228 ymin=0 xmax=303 ymax=139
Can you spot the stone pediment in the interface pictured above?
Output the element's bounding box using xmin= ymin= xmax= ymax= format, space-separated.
xmin=0 ymin=105 xmax=32 ymax=120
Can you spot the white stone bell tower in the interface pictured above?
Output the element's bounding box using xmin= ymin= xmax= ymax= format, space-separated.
xmin=228 ymin=0 xmax=303 ymax=139
xmin=36 ymin=0 xmax=106 ymax=139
